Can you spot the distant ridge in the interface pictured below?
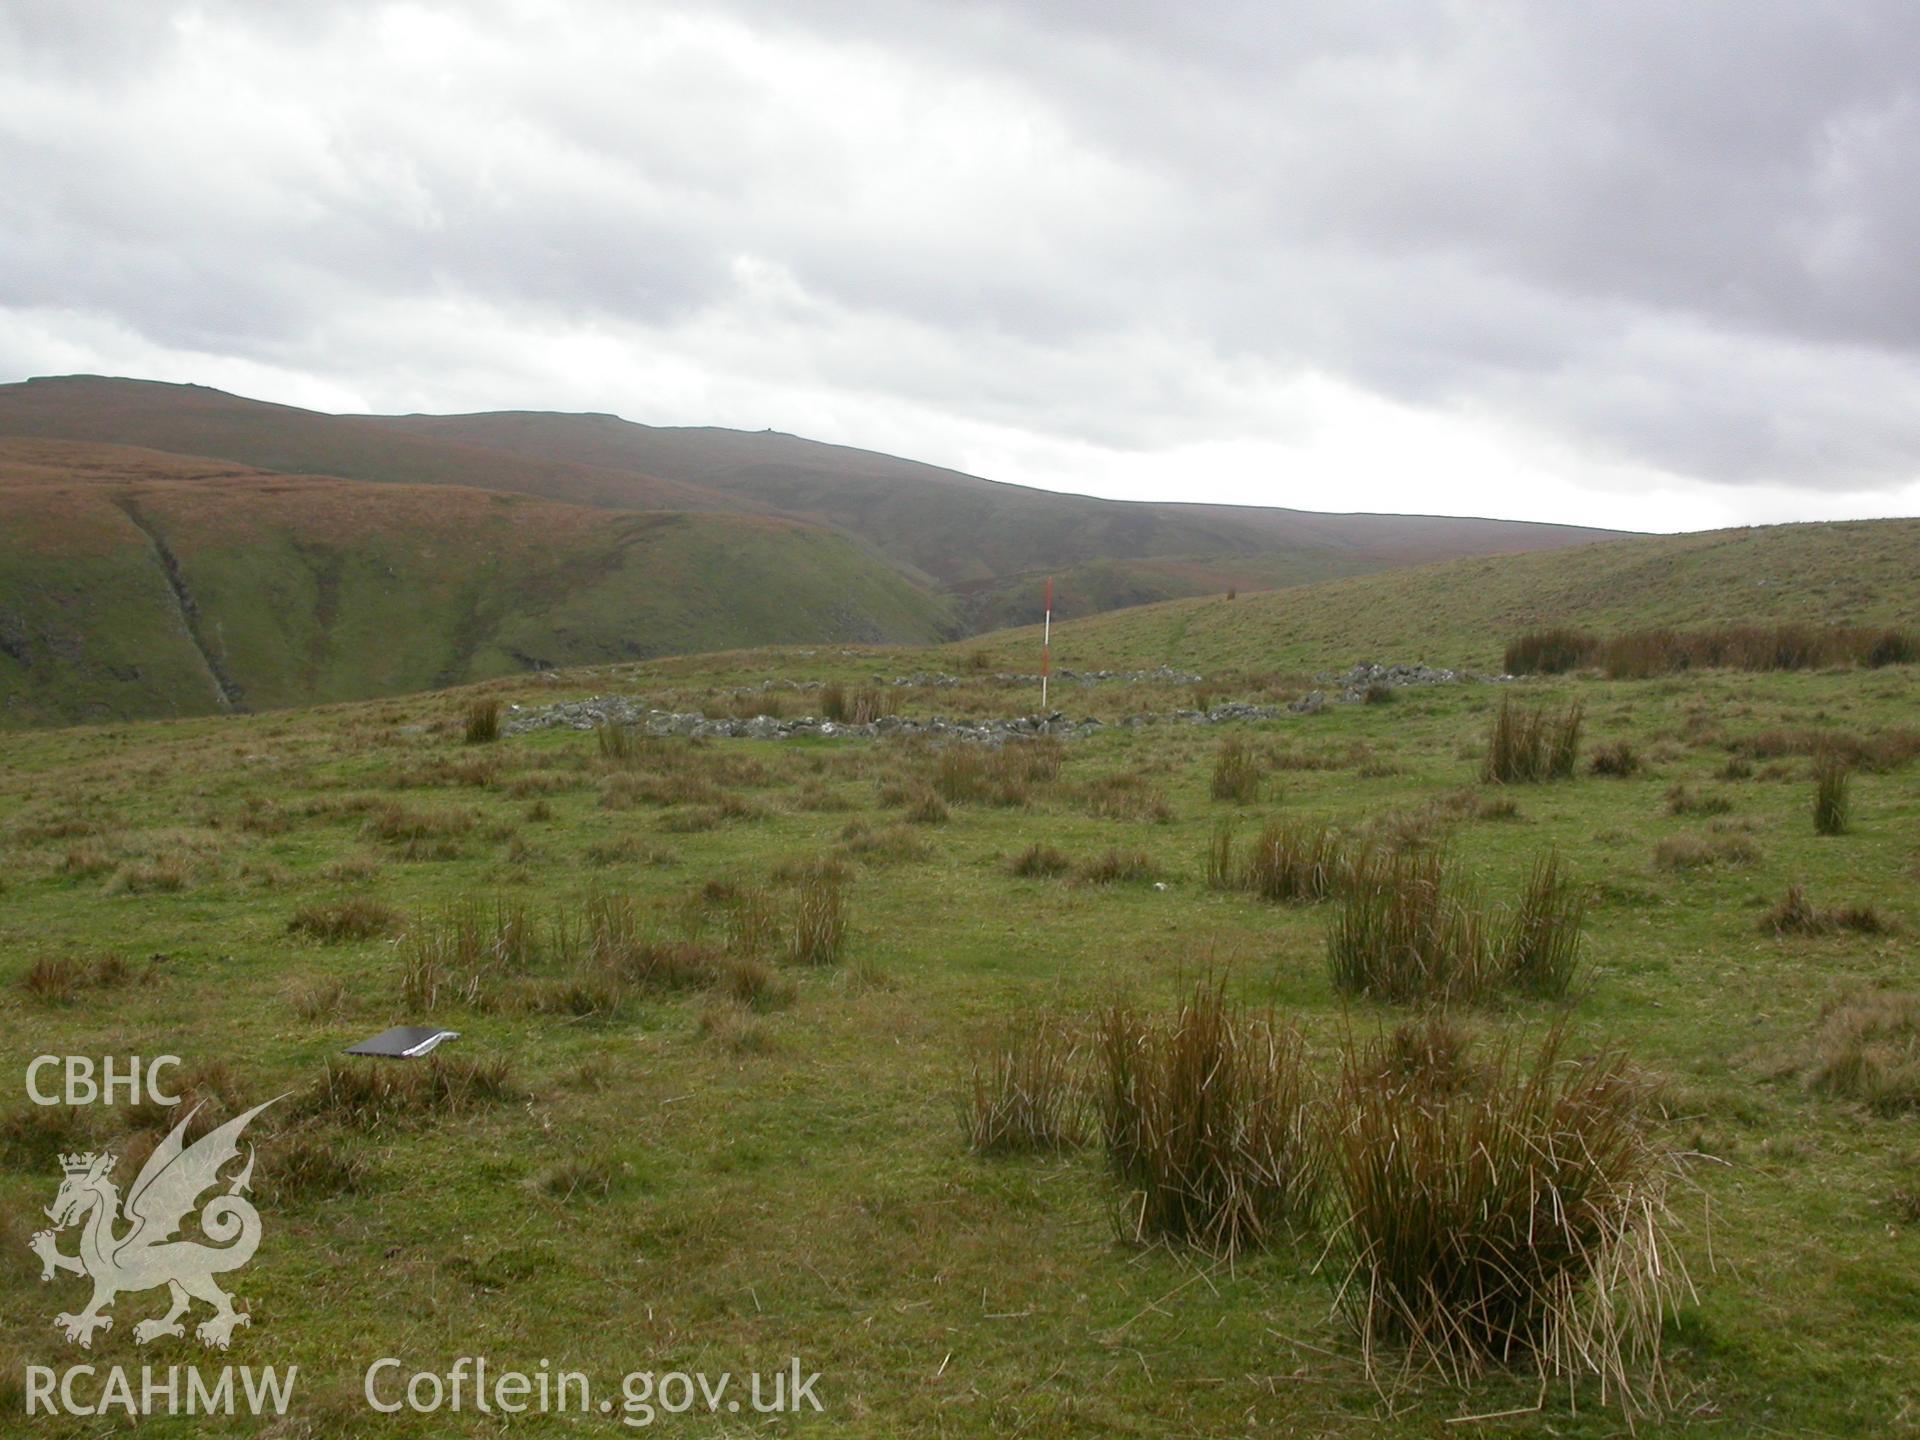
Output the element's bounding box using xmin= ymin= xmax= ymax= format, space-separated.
xmin=0 ymin=373 xmax=1635 ymax=725
xmin=372 ymin=405 xmax=1625 ymax=597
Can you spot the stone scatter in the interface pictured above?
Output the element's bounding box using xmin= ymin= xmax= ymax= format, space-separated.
xmin=502 ymin=660 xmax=1501 ymax=742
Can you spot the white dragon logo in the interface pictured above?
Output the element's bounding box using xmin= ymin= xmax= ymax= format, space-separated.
xmin=29 ymin=1097 xmax=283 ymax=1349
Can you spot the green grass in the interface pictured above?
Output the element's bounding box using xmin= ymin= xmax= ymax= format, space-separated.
xmin=960 ymin=517 xmax=1920 ymax=677
xmin=0 ymin=446 xmax=953 ymax=726
xmin=2 ymin=645 xmax=1918 ymax=1435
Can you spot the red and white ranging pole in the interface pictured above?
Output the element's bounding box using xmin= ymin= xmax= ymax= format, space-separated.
xmin=1041 ymin=576 xmax=1053 ymax=711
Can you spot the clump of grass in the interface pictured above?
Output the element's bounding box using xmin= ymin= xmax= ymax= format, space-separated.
xmin=1761 ymin=884 xmax=1889 ymax=937
xmin=1735 ymin=725 xmax=1920 ymax=773
xmin=1813 ymin=750 xmax=1851 ymax=835
xmin=698 ymin=1007 xmax=776 ymax=1055
xmin=962 ymin=1017 xmax=1086 ymax=1155
xmin=1373 ymin=1014 xmax=1482 ymax=1097
xmin=1079 ymin=772 xmax=1174 ymax=823
xmin=108 ymin=856 xmax=190 ymax=894
xmin=583 ymin=834 xmax=672 ymax=867
xmin=1482 ymin=698 xmax=1583 ymax=783
xmin=1075 ymin=849 xmax=1160 ymax=886
xmin=537 ymin=1155 xmax=626 ymax=1202
xmin=1239 ymin=821 xmax=1347 ymax=903
xmin=931 ymin=740 xmax=1061 ymax=806
xmin=1362 ymin=681 xmax=1396 ymax=705
xmin=1504 ymin=628 xmax=1599 ymax=675
xmin=285 ymin=975 xmax=349 ymax=1021
xmin=1808 ymin=990 xmax=1920 ymax=1113
xmin=722 ymin=957 xmax=796 ymax=1011
xmin=400 ymin=898 xmax=543 ymax=1011
xmin=1327 ymin=848 xmax=1585 ymax=1002
xmin=1097 ymin=981 xmax=1321 ymax=1255
xmin=1008 ymin=842 xmax=1072 ymax=878
xmin=260 ymin=1131 xmax=374 ymax=1204
xmin=298 ymin=1055 xmax=516 ymax=1131
xmin=1653 ymin=833 xmax=1760 ymax=871
xmin=787 ymin=871 xmax=847 ymax=965
xmin=1204 ymin=823 xmax=1235 ymax=890
xmin=836 ymin=821 xmax=932 ymax=866
xmin=1589 ymin=740 xmax=1640 ymax=777
xmin=1502 ymin=851 xmax=1585 ymax=998
xmin=363 ymin=803 xmax=473 ymax=859
xmin=1210 ymin=736 xmax=1263 ymax=803
xmin=905 ymin=790 xmax=949 ymax=825
xmin=322 ymin=853 xmax=383 ymax=884
xmin=0 ymin=1103 xmax=93 ymax=1166
xmin=289 ymin=897 xmax=404 ymax=943
xmin=19 ymin=953 xmax=131 ymax=1005
xmin=1597 ymin=623 xmax=1920 ymax=678
xmin=595 ymin=721 xmax=640 ymax=763
xmin=1328 ymin=850 xmax=1494 ymax=1004
xmin=462 ymin=698 xmax=501 ymax=745
xmin=1324 ymin=1025 xmax=1687 ymax=1417
xmin=820 ymin=684 xmax=895 ymax=725
xmin=61 ymin=842 xmax=115 ymax=879
xmin=1665 ymin=783 xmax=1732 ymax=816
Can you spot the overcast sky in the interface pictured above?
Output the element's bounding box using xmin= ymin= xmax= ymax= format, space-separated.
xmin=4 ymin=1 xmax=1919 ymax=531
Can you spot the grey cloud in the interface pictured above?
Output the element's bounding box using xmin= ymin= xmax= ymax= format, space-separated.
xmin=2 ymin=0 xmax=1918 ymax=499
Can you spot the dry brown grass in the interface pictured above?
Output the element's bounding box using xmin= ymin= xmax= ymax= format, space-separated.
xmin=1653 ymin=833 xmax=1760 ymax=871
xmin=363 ymin=803 xmax=474 ymax=860
xmin=1761 ymin=884 xmax=1888 ymax=937
xmin=1210 ymin=736 xmax=1263 ymax=803
xmin=1589 ymin=740 xmax=1641 ymax=777
xmin=1482 ymin=698 xmax=1583 ymax=783
xmin=930 ymin=739 xmax=1062 ymax=807
xmin=107 ymin=856 xmax=192 ymax=894
xmin=1237 ymin=821 xmax=1349 ymax=903
xmin=787 ymin=870 xmax=848 ymax=965
xmin=1665 ymin=783 xmax=1733 ymax=816
xmin=295 ymin=1054 xmax=517 ymax=1131
xmin=1007 ymin=842 xmax=1073 ymax=878
xmin=1325 ymin=1025 xmax=1687 ymax=1417
xmin=1097 ymin=982 xmax=1320 ymax=1255
xmin=1813 ymin=750 xmax=1852 ymax=835
xmin=288 ymin=896 xmax=404 ymax=943
xmin=1328 ymin=849 xmax=1494 ymax=1004
xmin=963 ymin=1016 xmax=1086 ymax=1155
xmin=1505 ymin=628 xmax=1599 ymax=674
xmin=836 ymin=821 xmax=933 ymax=866
xmin=1807 ymin=990 xmax=1920 ymax=1113
xmin=1080 ymin=772 xmax=1174 ymax=823
xmin=1075 ymin=849 xmax=1160 ymax=886
xmin=19 ymin=952 xmax=132 ymax=1004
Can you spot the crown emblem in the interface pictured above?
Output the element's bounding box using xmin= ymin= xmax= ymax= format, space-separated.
xmin=58 ymin=1152 xmax=101 ymax=1175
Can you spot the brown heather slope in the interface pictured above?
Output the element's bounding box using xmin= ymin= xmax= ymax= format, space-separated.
xmin=0 ymin=439 xmax=951 ymax=726
xmin=0 ymin=375 xmax=746 ymax=515
xmin=374 ymin=408 xmax=1628 ymax=592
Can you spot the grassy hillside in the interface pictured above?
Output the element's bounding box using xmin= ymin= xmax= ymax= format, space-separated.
xmin=951 ymin=549 xmax=1404 ymax=631
xmin=0 ymin=440 xmax=951 ymax=726
xmin=3 ymin=621 xmax=1918 ymax=1434
xmin=377 ymin=408 xmax=1626 ymax=589
xmin=957 ymin=519 xmax=1920 ymax=677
